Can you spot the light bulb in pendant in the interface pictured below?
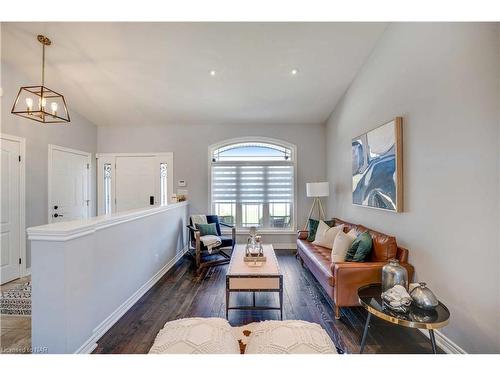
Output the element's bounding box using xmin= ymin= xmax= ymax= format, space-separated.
xmin=25 ymin=97 xmax=33 ymax=112
xmin=39 ymin=97 xmax=46 ymax=110
xmin=51 ymin=102 xmax=58 ymax=117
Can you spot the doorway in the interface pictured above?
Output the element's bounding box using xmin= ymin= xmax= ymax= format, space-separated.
xmin=97 ymin=153 xmax=174 ymax=215
xmin=1 ymin=134 xmax=26 ymax=284
xmin=48 ymin=145 xmax=91 ymax=223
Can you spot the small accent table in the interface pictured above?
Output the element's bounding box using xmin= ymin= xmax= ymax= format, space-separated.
xmin=358 ymin=284 xmax=450 ymax=354
xmin=226 ymin=244 xmax=283 ymax=320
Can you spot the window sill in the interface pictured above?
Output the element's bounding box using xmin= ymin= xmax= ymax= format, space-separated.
xmin=221 ymin=229 xmax=296 ymax=235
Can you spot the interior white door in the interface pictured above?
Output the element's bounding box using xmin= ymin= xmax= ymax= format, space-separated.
xmin=1 ymin=138 xmax=21 ymax=283
xmin=49 ymin=146 xmax=90 ymax=223
xmin=115 ymin=156 xmax=158 ymax=212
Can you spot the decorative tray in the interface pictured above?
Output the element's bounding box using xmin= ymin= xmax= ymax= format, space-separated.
xmin=244 ymin=255 xmax=267 ymax=263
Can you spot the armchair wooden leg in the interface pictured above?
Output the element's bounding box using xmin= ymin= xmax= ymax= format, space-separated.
xmin=195 ymin=234 xmax=201 ymax=270
xmin=195 ymin=251 xmax=200 ymax=269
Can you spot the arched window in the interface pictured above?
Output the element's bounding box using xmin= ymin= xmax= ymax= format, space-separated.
xmin=209 ymin=138 xmax=296 ymax=231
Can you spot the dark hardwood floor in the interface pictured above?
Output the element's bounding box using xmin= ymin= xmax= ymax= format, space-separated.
xmin=93 ymin=251 xmax=439 ymax=354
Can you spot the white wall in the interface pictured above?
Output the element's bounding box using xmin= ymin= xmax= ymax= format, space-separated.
xmin=325 ymin=23 xmax=500 ymax=353
xmin=28 ymin=202 xmax=189 ymax=353
xmin=0 ymin=62 xmax=98 ymax=268
xmin=98 ymin=123 xmax=326 ymax=246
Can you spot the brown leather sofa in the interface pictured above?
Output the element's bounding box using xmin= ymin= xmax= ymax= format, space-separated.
xmin=296 ymin=218 xmax=414 ymax=319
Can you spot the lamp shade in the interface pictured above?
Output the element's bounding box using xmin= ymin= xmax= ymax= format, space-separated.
xmin=306 ymin=182 xmax=329 ymax=197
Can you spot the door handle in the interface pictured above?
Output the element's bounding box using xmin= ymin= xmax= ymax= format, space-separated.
xmin=53 ymin=213 xmax=63 ymax=218
xmin=54 ymin=205 xmax=58 ymax=210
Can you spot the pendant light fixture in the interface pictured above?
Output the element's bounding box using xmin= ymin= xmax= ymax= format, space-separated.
xmin=11 ymin=35 xmax=70 ymax=123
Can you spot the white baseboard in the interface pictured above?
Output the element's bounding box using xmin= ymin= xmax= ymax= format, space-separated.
xmin=75 ymin=245 xmax=189 ymax=354
xmin=76 ymin=341 xmax=98 ymax=355
xmin=418 ymin=329 xmax=467 ymax=354
xmin=272 ymin=243 xmax=297 ymax=250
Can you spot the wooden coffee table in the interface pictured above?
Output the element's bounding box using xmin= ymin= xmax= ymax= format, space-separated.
xmin=226 ymin=244 xmax=283 ymax=320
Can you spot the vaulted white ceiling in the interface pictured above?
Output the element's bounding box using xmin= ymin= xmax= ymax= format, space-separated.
xmin=2 ymin=22 xmax=386 ymax=127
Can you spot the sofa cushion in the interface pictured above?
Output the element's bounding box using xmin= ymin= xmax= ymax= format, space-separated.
xmin=307 ymin=218 xmax=334 ymax=242
xmin=357 ymin=225 xmax=397 ymax=261
xmin=331 ymin=230 xmax=356 ymax=262
xmin=312 ymin=222 xmax=344 ymax=249
xmin=297 ymin=240 xmax=335 ymax=286
xmin=348 ymin=232 xmax=373 ymax=262
xmin=332 ymin=218 xmax=358 ymax=233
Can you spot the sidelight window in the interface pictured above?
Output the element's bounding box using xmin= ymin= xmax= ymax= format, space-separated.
xmin=160 ymin=163 xmax=168 ymax=205
xmin=103 ymin=163 xmax=112 ymax=214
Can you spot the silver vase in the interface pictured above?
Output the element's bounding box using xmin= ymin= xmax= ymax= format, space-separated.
xmin=410 ymin=282 xmax=439 ymax=310
xmin=381 ymin=259 xmax=408 ymax=293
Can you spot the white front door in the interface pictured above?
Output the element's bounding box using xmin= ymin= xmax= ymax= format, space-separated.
xmin=96 ymin=153 xmax=173 ymax=215
xmin=49 ymin=145 xmax=91 ymax=223
xmin=115 ymin=156 xmax=159 ymax=212
xmin=1 ymin=137 xmax=21 ymax=283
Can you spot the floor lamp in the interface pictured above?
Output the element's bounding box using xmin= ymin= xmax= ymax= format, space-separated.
xmin=304 ymin=182 xmax=329 ymax=230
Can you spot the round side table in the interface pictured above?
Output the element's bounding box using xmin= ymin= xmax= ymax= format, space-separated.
xmin=358 ymin=283 xmax=450 ymax=354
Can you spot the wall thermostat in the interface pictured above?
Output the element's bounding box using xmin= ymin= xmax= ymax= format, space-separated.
xmin=178 ymin=180 xmax=186 ymax=187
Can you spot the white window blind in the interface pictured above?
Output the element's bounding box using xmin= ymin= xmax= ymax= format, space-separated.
xmin=212 ymin=164 xmax=294 ymax=204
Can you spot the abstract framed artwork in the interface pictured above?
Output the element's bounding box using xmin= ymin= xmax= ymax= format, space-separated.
xmin=352 ymin=117 xmax=403 ymax=212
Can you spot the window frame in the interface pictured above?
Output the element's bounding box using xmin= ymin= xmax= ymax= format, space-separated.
xmin=208 ymin=137 xmax=297 ymax=234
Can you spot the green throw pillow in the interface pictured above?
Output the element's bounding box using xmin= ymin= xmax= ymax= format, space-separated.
xmin=307 ymin=218 xmax=334 ymax=242
xmin=345 ymin=232 xmax=372 ymax=262
xmin=196 ymin=223 xmax=218 ymax=236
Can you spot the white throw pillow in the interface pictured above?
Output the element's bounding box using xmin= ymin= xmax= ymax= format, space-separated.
xmin=331 ymin=230 xmax=357 ymax=262
xmin=312 ymin=222 xmax=344 ymax=249
xmin=149 ymin=317 xmax=240 ymax=354
xmin=347 ymin=228 xmax=357 ymax=237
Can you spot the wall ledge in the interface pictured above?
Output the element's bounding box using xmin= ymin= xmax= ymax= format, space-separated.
xmin=27 ymin=201 xmax=189 ymax=242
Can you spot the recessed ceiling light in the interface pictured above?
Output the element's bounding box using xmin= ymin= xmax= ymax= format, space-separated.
xmin=210 ymin=70 xmax=216 ymax=76
xmin=291 ymin=69 xmax=298 ymax=75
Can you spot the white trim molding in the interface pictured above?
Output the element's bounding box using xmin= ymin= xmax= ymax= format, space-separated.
xmin=76 ymin=245 xmax=189 ymax=354
xmin=419 ymin=329 xmax=467 ymax=354
xmin=222 ymin=229 xmax=296 ymax=235
xmin=0 ymin=133 xmax=27 ymax=278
